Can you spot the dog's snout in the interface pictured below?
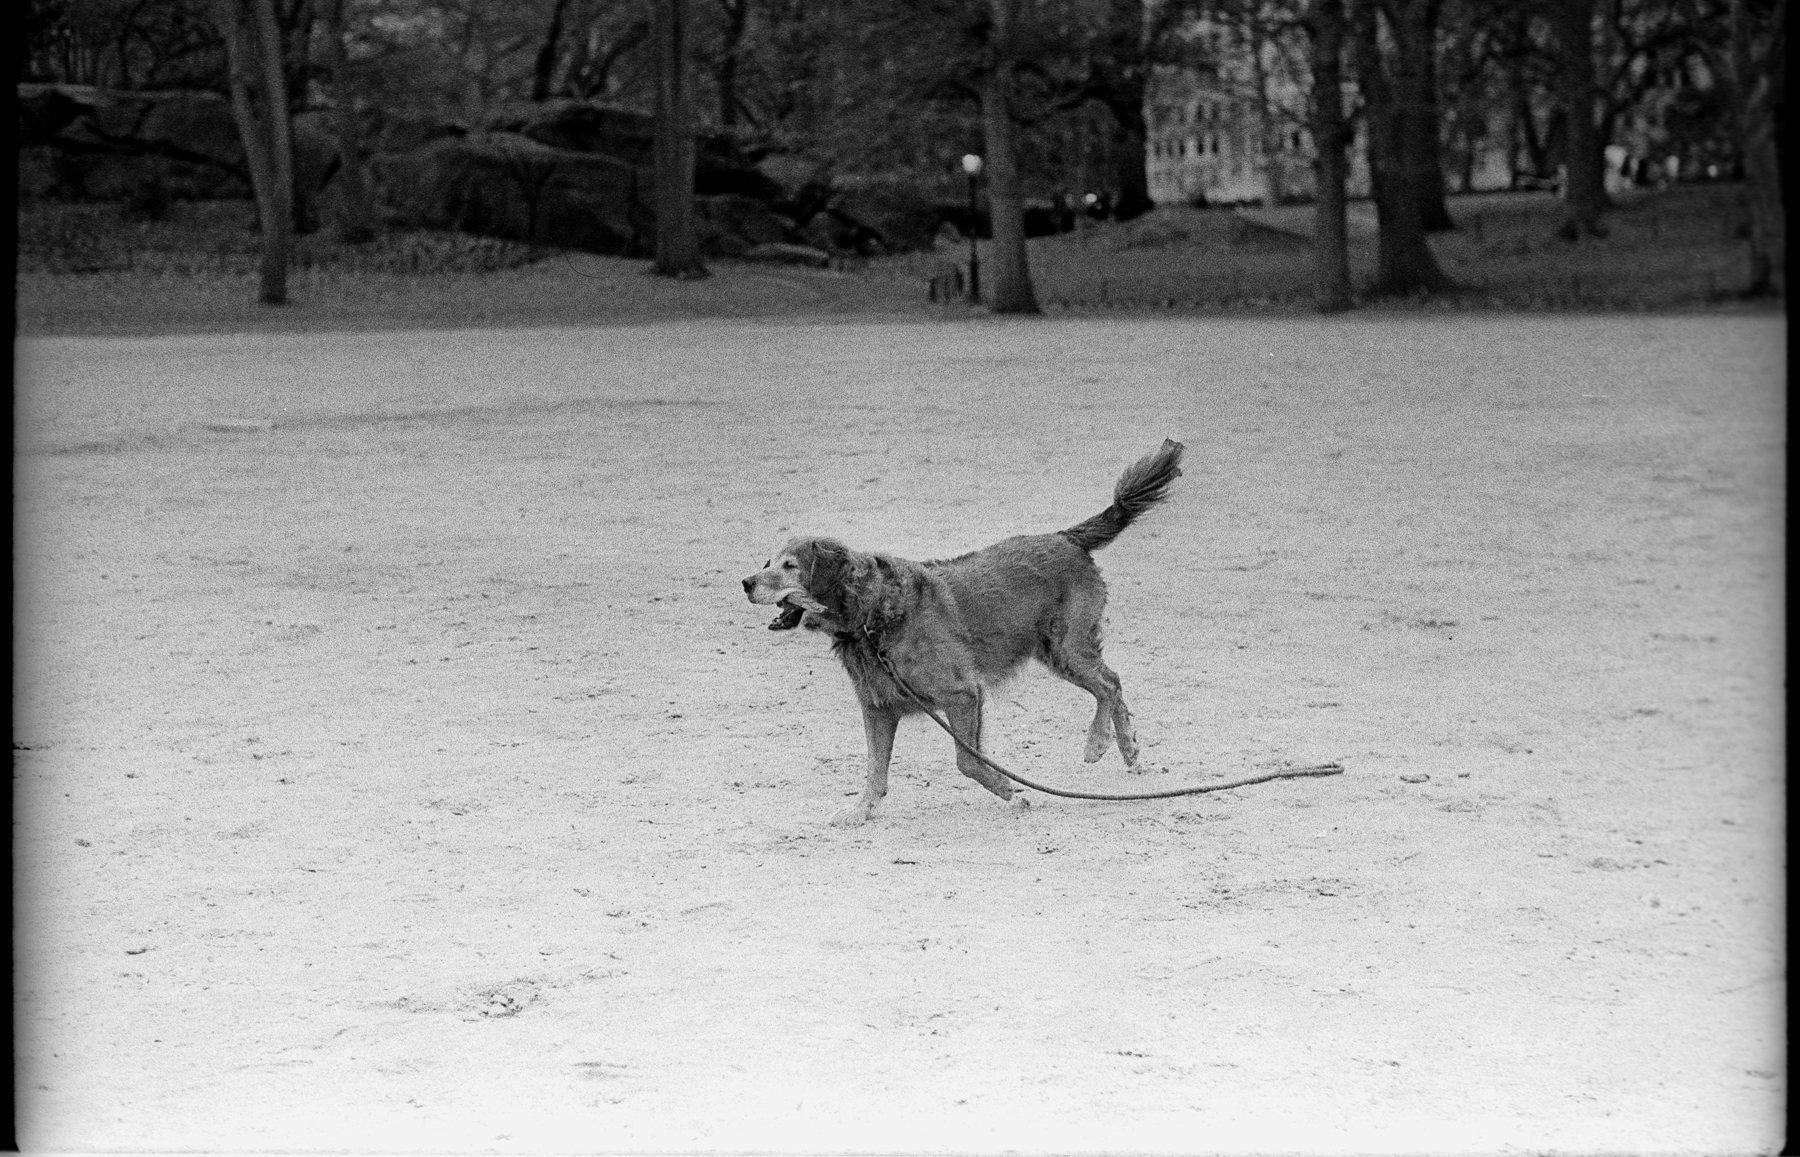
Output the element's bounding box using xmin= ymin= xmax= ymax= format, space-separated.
xmin=741 ymin=576 xmax=756 ymax=598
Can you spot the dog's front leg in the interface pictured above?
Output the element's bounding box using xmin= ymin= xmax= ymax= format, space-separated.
xmin=945 ymin=690 xmax=1014 ymax=801
xmin=830 ymin=703 xmax=899 ymax=826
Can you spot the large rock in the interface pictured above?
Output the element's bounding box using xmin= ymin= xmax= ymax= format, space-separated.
xmin=17 ymin=83 xmax=248 ymax=201
xmin=486 ymin=99 xmax=779 ymax=202
xmin=488 ymin=100 xmax=653 ymax=163
xmin=695 ymin=192 xmax=794 ymax=257
xmin=796 ymin=211 xmax=850 ymax=254
xmin=371 ymin=132 xmax=648 ymax=255
xmin=286 ymin=111 xmax=343 ymax=233
xmin=756 ymin=151 xmax=835 ymax=224
xmin=741 ymin=242 xmax=831 ymax=267
xmin=136 ymin=90 xmax=244 ymax=170
xmin=15 ymin=84 xmax=947 ymax=261
xmin=825 ymin=181 xmax=941 ymax=254
xmin=364 ymin=108 xmax=467 ymax=154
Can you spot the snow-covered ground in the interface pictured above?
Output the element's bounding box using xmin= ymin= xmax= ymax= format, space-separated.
xmin=14 ymin=314 xmax=1785 ymax=1153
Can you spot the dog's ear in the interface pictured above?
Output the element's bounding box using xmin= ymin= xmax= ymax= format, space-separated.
xmin=797 ymin=539 xmax=851 ymax=616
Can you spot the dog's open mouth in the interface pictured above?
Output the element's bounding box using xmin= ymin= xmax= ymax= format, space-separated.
xmin=768 ymin=597 xmax=805 ymax=631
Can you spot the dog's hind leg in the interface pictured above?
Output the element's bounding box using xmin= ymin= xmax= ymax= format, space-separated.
xmin=831 ymin=703 xmax=899 ymax=826
xmin=1107 ymin=689 xmax=1140 ymax=767
xmin=1040 ymin=628 xmax=1140 ymax=767
xmin=943 ymin=689 xmax=1014 ymax=800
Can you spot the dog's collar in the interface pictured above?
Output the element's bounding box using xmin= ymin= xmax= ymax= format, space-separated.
xmin=835 ymin=623 xmax=884 ymax=647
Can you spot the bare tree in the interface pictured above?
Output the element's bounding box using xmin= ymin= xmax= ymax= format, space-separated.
xmin=320 ymin=0 xmax=377 ymax=242
xmin=1727 ymin=0 xmax=1784 ymax=294
xmin=1245 ymin=13 xmax=1287 ymax=207
xmin=1553 ymin=0 xmax=1608 ymax=239
xmin=1501 ymin=5 xmax=1553 ymax=184
xmin=982 ymin=0 xmax=1042 ymax=313
xmin=1087 ymin=0 xmax=1156 ymax=220
xmin=653 ymin=0 xmax=707 ymax=277
xmin=1305 ymin=0 xmax=1353 ymax=310
xmin=209 ymin=0 xmax=294 ymax=303
xmin=1411 ymin=9 xmax=1456 ymax=230
xmin=531 ymin=0 xmax=573 ymax=100
xmin=714 ymin=0 xmax=752 ymax=125
xmin=567 ymin=16 xmax=652 ymax=98
xmin=1349 ymin=0 xmax=1452 ymax=294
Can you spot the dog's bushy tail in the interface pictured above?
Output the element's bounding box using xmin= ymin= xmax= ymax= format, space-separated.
xmin=1060 ymin=439 xmax=1186 ymax=552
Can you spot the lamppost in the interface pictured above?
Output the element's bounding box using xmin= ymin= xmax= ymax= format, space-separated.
xmin=961 ymin=153 xmax=983 ymax=302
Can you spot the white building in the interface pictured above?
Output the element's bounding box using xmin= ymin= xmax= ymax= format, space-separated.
xmin=1147 ymin=11 xmax=1713 ymax=208
xmin=1147 ymin=63 xmax=1374 ymax=206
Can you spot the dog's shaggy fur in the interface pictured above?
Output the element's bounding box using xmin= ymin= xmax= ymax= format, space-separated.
xmin=742 ymin=439 xmax=1185 ymax=825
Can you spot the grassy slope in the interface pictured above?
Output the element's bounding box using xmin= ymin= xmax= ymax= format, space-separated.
xmin=1008 ymin=185 xmax=1757 ymax=310
xmin=15 ymin=183 xmax=1769 ymax=337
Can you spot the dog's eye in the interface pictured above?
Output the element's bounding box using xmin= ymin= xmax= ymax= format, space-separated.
xmin=782 ymin=560 xmax=797 ymax=570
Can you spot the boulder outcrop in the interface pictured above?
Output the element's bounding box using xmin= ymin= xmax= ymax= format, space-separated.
xmin=19 ymin=84 xmax=1005 ymax=258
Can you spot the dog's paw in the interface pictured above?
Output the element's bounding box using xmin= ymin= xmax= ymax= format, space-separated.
xmin=828 ymin=800 xmax=875 ymax=827
xmin=1084 ymin=721 xmax=1115 ymax=763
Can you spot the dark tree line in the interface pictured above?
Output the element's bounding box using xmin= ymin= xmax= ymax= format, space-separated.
xmin=1297 ymin=0 xmax=1782 ymax=304
xmin=20 ymin=0 xmax=1786 ymax=308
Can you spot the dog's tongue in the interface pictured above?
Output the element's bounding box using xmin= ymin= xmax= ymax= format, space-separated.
xmin=768 ymin=600 xmax=804 ymax=631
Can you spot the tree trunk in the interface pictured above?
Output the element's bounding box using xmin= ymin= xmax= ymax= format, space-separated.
xmin=1107 ymin=97 xmax=1154 ymax=221
xmin=210 ymin=0 xmax=292 ymax=304
xmin=1350 ymin=0 xmax=1451 ymax=295
xmin=320 ymin=0 xmax=377 ymax=243
xmin=254 ymin=0 xmax=299 ymax=251
xmin=1411 ymin=4 xmax=1455 ymax=232
xmin=718 ymin=52 xmax=739 ymax=127
xmin=1552 ymin=0 xmax=1608 ymax=240
xmin=980 ymin=0 xmax=1041 ymax=315
xmin=1511 ymin=63 xmax=1550 ymax=184
xmin=1306 ymin=0 xmax=1353 ymax=312
xmin=1250 ymin=21 xmax=1284 ymax=208
xmin=532 ymin=0 xmax=571 ymax=102
xmin=652 ymin=0 xmax=706 ymax=278
xmin=1504 ymin=59 xmax=1524 ymax=187
xmin=1499 ymin=8 xmax=1550 ymax=185
xmin=1730 ymin=0 xmax=1785 ymax=295
xmin=717 ymin=0 xmax=750 ymax=127
xmin=1098 ymin=0 xmax=1153 ymax=221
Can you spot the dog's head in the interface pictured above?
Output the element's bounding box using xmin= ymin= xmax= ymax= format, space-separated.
xmin=741 ymin=536 xmax=852 ymax=630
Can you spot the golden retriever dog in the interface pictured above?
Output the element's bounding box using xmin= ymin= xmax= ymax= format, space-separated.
xmin=741 ymin=439 xmax=1185 ymax=826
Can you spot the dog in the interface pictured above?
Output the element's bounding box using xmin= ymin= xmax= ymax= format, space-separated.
xmin=742 ymin=439 xmax=1185 ymax=826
